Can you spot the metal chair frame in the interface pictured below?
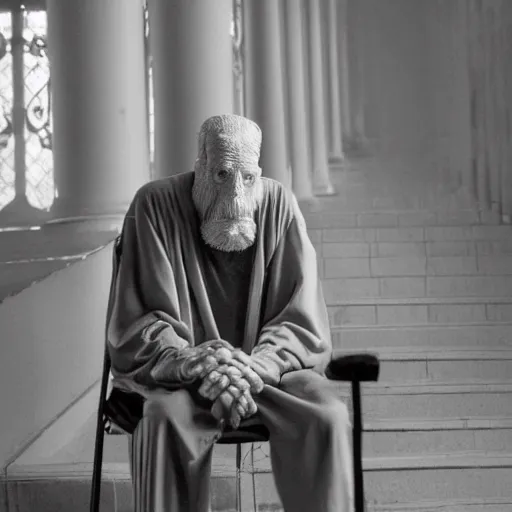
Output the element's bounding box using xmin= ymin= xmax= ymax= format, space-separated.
xmin=90 ymin=235 xmax=380 ymax=512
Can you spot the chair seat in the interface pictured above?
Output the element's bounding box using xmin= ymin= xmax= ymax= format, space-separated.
xmin=217 ymin=423 xmax=270 ymax=444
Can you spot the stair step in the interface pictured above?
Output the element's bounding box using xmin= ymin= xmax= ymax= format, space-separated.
xmin=328 ymin=299 xmax=512 ymax=326
xmin=364 ymin=418 xmax=512 ymax=457
xmin=341 ymin=346 xmax=512 ymax=360
xmin=309 ymin=225 xmax=512 ymax=243
xmin=2 ymin=462 xmax=239 ymax=512
xmin=331 ymin=324 xmax=512 ymax=350
xmin=335 ymin=347 xmax=512 ymax=383
xmin=314 ymin=239 xmax=512 ymax=259
xmin=370 ymin=498 xmax=512 ymax=512
xmin=335 ymin=381 xmax=512 ymax=421
xmin=322 ymin=255 xmax=512 ymax=278
xmin=252 ymin=453 xmax=512 ymax=509
xmin=321 ymin=275 xmax=512 ymax=301
xmin=303 ymin=209 xmax=485 ymax=228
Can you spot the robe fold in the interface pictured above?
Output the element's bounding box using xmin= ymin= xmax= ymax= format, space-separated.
xmin=106 ymin=172 xmax=332 ymax=396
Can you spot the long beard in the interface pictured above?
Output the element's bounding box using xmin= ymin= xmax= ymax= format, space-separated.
xmin=192 ymin=175 xmax=262 ymax=252
xmin=200 ymin=217 xmax=257 ymax=252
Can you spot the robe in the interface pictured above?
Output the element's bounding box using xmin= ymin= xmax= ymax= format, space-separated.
xmin=107 ymin=172 xmax=332 ymax=394
xmin=105 ymin=173 xmax=353 ymax=512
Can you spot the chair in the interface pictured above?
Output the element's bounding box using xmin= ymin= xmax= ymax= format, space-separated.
xmin=90 ymin=235 xmax=380 ymax=512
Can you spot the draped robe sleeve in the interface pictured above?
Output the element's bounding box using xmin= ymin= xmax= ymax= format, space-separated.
xmin=252 ymin=194 xmax=332 ymax=377
xmin=106 ymin=185 xmax=193 ymax=391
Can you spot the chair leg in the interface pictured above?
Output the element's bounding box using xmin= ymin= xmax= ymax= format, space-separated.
xmin=89 ymin=420 xmax=105 ymax=512
xmin=236 ymin=443 xmax=242 ymax=512
xmin=352 ymin=381 xmax=365 ymax=512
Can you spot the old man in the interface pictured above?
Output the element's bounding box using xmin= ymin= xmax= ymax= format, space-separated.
xmin=107 ymin=114 xmax=353 ymax=511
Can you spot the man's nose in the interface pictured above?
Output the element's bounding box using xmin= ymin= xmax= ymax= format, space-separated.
xmin=227 ymin=171 xmax=244 ymax=197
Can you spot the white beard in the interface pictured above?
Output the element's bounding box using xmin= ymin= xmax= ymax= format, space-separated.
xmin=200 ymin=218 xmax=257 ymax=252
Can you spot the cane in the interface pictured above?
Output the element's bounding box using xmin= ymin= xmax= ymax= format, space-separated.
xmin=326 ymin=353 xmax=380 ymax=512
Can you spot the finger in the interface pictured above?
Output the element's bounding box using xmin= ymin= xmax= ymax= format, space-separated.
xmin=244 ymin=392 xmax=258 ymax=416
xmin=241 ymin=368 xmax=264 ymax=394
xmin=191 ymin=355 xmax=219 ymax=379
xmin=214 ymin=347 xmax=233 ymax=363
xmin=230 ymin=376 xmax=250 ymax=393
xmin=206 ymin=375 xmax=231 ymax=401
xmin=228 ymin=384 xmax=248 ymax=399
xmin=226 ymin=357 xmax=264 ymax=393
xmin=197 ymin=370 xmax=220 ymax=396
xmin=232 ymin=349 xmax=253 ymax=366
xmin=219 ymin=391 xmax=235 ymax=411
xmin=214 ymin=364 xmax=232 ymax=376
xmin=230 ymin=408 xmax=242 ymax=430
xmin=211 ymin=399 xmax=225 ymax=422
xmin=235 ymin=394 xmax=249 ymax=415
xmin=224 ymin=366 xmax=243 ymax=379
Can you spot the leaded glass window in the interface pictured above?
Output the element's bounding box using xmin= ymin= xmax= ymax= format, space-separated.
xmin=0 ymin=6 xmax=53 ymax=212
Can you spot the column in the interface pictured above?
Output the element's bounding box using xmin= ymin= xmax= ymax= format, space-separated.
xmin=284 ymin=0 xmax=313 ymax=200
xmin=325 ymin=0 xmax=345 ymax=164
xmin=306 ymin=0 xmax=335 ymax=196
xmin=338 ymin=0 xmax=353 ymax=149
xmin=244 ymin=0 xmax=290 ymax=188
xmin=349 ymin=0 xmax=370 ymax=154
xmin=499 ymin=1 xmax=512 ymax=221
xmin=149 ymin=0 xmax=234 ymax=179
xmin=45 ymin=0 xmax=149 ymax=230
xmin=467 ymin=0 xmax=491 ymax=210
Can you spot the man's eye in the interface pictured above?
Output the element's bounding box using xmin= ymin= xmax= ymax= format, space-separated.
xmin=244 ymin=174 xmax=255 ymax=185
xmin=215 ymin=170 xmax=229 ymax=182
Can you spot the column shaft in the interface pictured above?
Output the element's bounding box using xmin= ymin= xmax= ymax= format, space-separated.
xmin=338 ymin=0 xmax=353 ymax=147
xmin=349 ymin=0 xmax=369 ymax=153
xmin=46 ymin=0 xmax=149 ymax=226
xmin=284 ymin=0 xmax=313 ymax=200
xmin=149 ymin=0 xmax=234 ymax=179
xmin=326 ymin=0 xmax=345 ymax=162
xmin=306 ymin=0 xmax=335 ymax=196
xmin=244 ymin=0 xmax=290 ymax=188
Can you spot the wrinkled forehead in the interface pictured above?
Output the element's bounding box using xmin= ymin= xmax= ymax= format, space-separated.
xmin=200 ymin=115 xmax=261 ymax=168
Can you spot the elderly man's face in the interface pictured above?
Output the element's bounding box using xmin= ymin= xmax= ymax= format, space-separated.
xmin=192 ymin=115 xmax=263 ymax=252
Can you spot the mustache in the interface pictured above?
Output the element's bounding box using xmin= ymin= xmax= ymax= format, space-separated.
xmin=205 ymin=199 xmax=255 ymax=221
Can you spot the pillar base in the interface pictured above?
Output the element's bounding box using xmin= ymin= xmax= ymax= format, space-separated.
xmin=313 ymin=183 xmax=337 ymax=197
xmin=328 ymin=152 xmax=346 ymax=165
xmin=44 ymin=213 xmax=124 ymax=234
xmin=0 ymin=195 xmax=49 ymax=228
xmin=346 ymin=134 xmax=371 ymax=157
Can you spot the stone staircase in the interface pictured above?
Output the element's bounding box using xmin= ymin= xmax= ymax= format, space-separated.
xmin=302 ymin=162 xmax=512 ymax=511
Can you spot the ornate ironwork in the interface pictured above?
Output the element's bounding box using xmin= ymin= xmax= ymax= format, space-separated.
xmin=0 ymin=8 xmax=54 ymax=212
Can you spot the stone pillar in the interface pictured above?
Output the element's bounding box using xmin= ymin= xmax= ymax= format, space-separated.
xmin=464 ymin=0 xmax=512 ymax=220
xmin=499 ymin=1 xmax=512 ymax=221
xmin=149 ymin=0 xmax=234 ymax=179
xmin=338 ymin=0 xmax=353 ymax=149
xmin=46 ymin=0 xmax=149 ymax=230
xmin=325 ymin=0 xmax=345 ymax=164
xmin=349 ymin=0 xmax=370 ymax=154
xmin=467 ymin=0 xmax=492 ymax=211
xmin=244 ymin=0 xmax=290 ymax=188
xmin=306 ymin=0 xmax=335 ymax=196
xmin=283 ymin=0 xmax=313 ymax=200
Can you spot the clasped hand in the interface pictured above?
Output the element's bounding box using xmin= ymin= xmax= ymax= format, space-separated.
xmin=180 ymin=340 xmax=281 ymax=429
xmin=199 ymin=348 xmax=265 ymax=429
